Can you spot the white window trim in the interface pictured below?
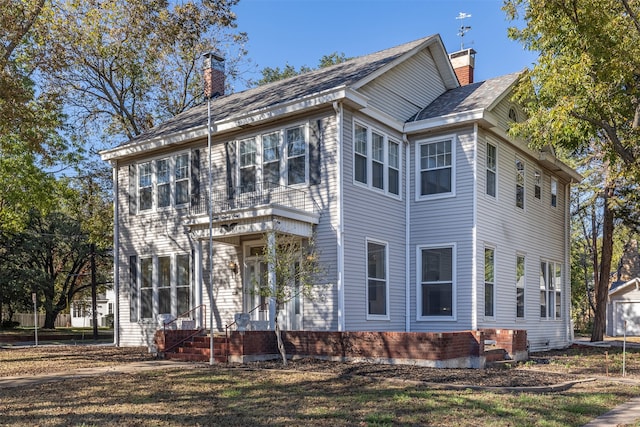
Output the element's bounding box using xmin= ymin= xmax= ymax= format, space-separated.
xmin=539 ymin=259 xmax=562 ymax=321
xmin=416 ymin=243 xmax=457 ymax=322
xmin=516 ymin=253 xmax=526 ymax=320
xmin=484 ymin=245 xmax=496 ymax=320
xmin=136 ymin=253 xmax=192 ymax=323
xmin=515 ymin=157 xmax=525 ymax=211
xmin=415 ymin=134 xmax=457 ymax=201
xmin=533 ymin=169 xmax=542 ymax=201
xmin=485 ymin=142 xmax=498 ymax=200
xmin=235 ymin=122 xmax=310 ymax=190
xmin=366 ymin=238 xmax=390 ymax=320
xmin=352 ymin=119 xmax=402 ymax=199
xmin=136 ymin=151 xmax=191 ymax=213
xmin=550 ymin=177 xmax=558 ymax=208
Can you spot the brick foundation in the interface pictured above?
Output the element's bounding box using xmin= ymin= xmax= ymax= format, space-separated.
xmin=157 ymin=329 xmax=527 ymax=369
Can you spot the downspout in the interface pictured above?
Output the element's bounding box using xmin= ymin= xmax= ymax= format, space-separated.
xmin=471 ymin=123 xmax=478 ymax=331
xmin=403 ymin=134 xmax=410 ymax=332
xmin=112 ymin=160 xmax=120 ymax=347
xmin=333 ymin=101 xmax=345 ymax=331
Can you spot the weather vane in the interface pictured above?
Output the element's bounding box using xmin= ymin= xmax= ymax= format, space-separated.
xmin=456 ymin=12 xmax=472 ymax=50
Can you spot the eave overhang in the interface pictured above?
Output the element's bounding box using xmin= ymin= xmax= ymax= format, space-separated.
xmin=100 ymin=86 xmax=369 ymax=162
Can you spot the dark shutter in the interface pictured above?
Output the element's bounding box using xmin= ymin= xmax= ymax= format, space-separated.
xmin=225 ymin=141 xmax=237 ymax=199
xmin=129 ymin=255 xmax=138 ymax=322
xmin=309 ymin=119 xmax=322 ymax=185
xmin=191 ymin=149 xmax=200 ymax=208
xmin=128 ymin=164 xmax=137 ymax=215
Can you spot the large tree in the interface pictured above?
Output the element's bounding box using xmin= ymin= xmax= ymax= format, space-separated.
xmin=504 ymin=0 xmax=640 ymax=341
xmin=43 ymin=0 xmax=247 ymax=144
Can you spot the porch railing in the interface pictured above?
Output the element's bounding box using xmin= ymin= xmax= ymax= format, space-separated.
xmin=190 ymin=182 xmax=317 ymax=216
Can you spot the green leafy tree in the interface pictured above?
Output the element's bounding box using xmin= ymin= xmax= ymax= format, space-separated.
xmin=254 ymin=52 xmax=349 ymax=86
xmin=504 ymin=0 xmax=640 ymax=341
xmin=43 ymin=0 xmax=247 ymax=144
xmin=254 ymin=233 xmax=325 ymax=365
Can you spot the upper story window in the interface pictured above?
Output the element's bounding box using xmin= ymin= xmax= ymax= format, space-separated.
xmin=353 ymin=121 xmax=401 ymax=197
xmin=515 ymin=158 xmax=525 ymax=209
xmin=550 ymin=178 xmax=558 ymax=207
xmin=417 ymin=136 xmax=455 ymax=199
xmin=137 ymin=152 xmax=190 ymax=212
xmin=534 ymin=170 xmax=541 ymax=200
xmin=235 ymin=124 xmax=313 ymax=193
xmin=486 ymin=143 xmax=497 ymax=197
xmin=508 ymin=107 xmax=518 ymax=122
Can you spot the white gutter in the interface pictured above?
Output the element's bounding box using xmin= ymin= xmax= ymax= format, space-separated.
xmin=471 ymin=123 xmax=478 ymax=330
xmin=112 ymin=160 xmax=120 ymax=347
xmin=334 ymin=101 xmax=345 ymax=331
xmin=404 ymin=109 xmax=486 ymax=134
xmin=403 ymin=134 xmax=411 ymax=332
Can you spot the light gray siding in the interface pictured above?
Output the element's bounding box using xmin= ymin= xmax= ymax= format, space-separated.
xmin=341 ymin=109 xmax=408 ymax=331
xmin=408 ymin=127 xmax=476 ymax=332
xmin=359 ymin=50 xmax=447 ymax=121
xmin=476 ymin=129 xmax=571 ymax=350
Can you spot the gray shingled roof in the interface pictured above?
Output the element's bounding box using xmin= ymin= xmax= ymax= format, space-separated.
xmin=410 ymin=71 xmax=521 ymax=122
xmin=122 ymin=35 xmax=438 ymax=146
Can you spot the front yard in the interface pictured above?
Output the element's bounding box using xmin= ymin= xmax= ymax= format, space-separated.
xmin=0 ymin=344 xmax=639 ymax=426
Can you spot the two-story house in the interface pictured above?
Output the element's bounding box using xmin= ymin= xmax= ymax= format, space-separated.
xmin=100 ymin=35 xmax=581 ymax=352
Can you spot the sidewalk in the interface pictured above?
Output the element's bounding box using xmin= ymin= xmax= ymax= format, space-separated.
xmin=582 ymin=396 xmax=640 ymax=426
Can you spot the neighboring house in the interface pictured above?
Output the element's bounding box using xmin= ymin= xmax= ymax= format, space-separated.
xmin=70 ymin=288 xmax=116 ymax=328
xmin=100 ymin=35 xmax=581 ymax=352
xmin=607 ymin=240 xmax=640 ymax=336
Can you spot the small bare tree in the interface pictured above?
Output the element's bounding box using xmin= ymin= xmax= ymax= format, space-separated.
xmin=253 ymin=232 xmax=324 ymax=366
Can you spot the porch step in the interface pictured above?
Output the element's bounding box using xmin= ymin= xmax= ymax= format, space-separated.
xmin=163 ymin=335 xmax=228 ymax=363
xmin=484 ymin=347 xmax=508 ymax=363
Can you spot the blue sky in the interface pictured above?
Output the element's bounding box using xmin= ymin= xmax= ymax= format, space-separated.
xmin=232 ymin=0 xmax=537 ymax=90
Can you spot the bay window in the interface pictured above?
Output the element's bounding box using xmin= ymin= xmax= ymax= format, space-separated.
xmin=367 ymin=240 xmax=388 ymax=318
xmin=353 ymin=121 xmax=401 ymax=196
xmin=418 ymin=137 xmax=454 ymax=198
xmin=419 ymin=245 xmax=454 ymax=318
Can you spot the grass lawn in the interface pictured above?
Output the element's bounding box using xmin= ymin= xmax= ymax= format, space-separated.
xmin=1 ymin=345 xmax=640 ymax=426
xmin=0 ymin=367 xmax=638 ymax=426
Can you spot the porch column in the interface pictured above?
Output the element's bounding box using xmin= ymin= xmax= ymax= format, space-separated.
xmin=267 ymin=230 xmax=276 ymax=330
xmin=194 ymin=239 xmax=203 ymax=328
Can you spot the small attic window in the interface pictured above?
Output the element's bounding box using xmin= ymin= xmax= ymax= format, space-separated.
xmin=508 ymin=107 xmax=518 ymax=122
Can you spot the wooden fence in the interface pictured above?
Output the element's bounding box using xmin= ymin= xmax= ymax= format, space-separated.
xmin=4 ymin=313 xmax=71 ymax=328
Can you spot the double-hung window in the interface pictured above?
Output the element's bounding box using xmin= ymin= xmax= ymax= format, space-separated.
xmin=418 ymin=137 xmax=454 ymax=198
xmin=516 ymin=255 xmax=525 ymax=318
xmin=235 ymin=124 xmax=311 ymax=191
xmin=484 ymin=247 xmax=495 ymax=317
xmin=534 ymin=170 xmax=541 ymax=200
xmin=419 ymin=245 xmax=454 ymax=318
xmin=353 ymin=122 xmax=401 ymax=196
xmin=135 ymin=254 xmax=191 ymax=321
xmin=550 ymin=178 xmax=558 ymax=207
xmin=262 ymin=132 xmax=280 ymax=188
xmin=366 ymin=240 xmax=388 ymax=318
xmin=286 ymin=126 xmax=306 ymax=185
xmin=540 ymin=260 xmax=562 ymax=319
xmin=515 ymin=158 xmax=525 ymax=209
xmin=486 ymin=143 xmax=497 ymax=197
xmin=136 ymin=153 xmax=190 ymax=212
xmin=239 ymin=138 xmax=257 ymax=193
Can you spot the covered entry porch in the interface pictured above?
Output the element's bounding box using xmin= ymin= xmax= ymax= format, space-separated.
xmin=187 ymin=184 xmax=320 ymax=332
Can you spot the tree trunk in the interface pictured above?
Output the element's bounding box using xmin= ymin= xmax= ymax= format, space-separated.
xmin=43 ymin=309 xmax=58 ymax=329
xmin=274 ymin=316 xmax=287 ymax=366
xmin=591 ymin=183 xmax=615 ymax=342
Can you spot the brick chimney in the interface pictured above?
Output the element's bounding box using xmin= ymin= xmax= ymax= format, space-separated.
xmin=449 ymin=48 xmax=476 ymax=86
xmin=203 ymin=52 xmax=225 ymax=99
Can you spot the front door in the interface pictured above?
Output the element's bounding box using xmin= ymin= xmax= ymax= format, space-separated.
xmin=243 ymin=243 xmax=303 ymax=331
